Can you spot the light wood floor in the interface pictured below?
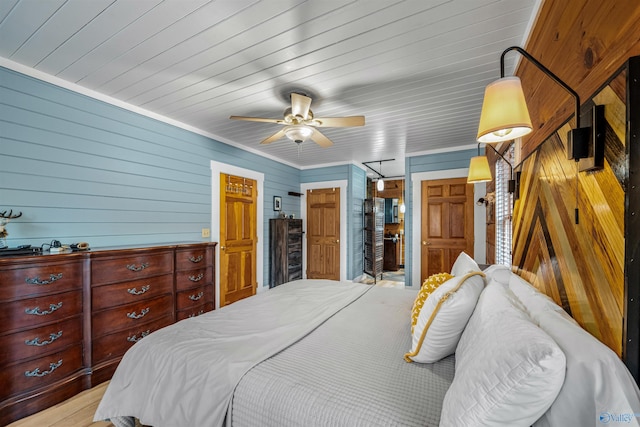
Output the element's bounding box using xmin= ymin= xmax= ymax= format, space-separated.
xmin=7 ymin=381 xmax=114 ymax=427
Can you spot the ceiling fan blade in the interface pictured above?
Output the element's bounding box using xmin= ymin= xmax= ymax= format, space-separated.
xmin=310 ymin=129 xmax=334 ymax=148
xmin=230 ymin=115 xmax=284 ymax=124
xmin=291 ymin=93 xmax=312 ymax=119
xmin=260 ymin=129 xmax=287 ymax=145
xmin=312 ymin=116 xmax=365 ymax=127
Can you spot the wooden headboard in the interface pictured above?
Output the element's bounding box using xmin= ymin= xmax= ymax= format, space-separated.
xmin=511 ymin=57 xmax=640 ymax=380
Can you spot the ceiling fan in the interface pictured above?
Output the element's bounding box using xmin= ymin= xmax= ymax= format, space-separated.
xmin=229 ymin=92 xmax=365 ymax=147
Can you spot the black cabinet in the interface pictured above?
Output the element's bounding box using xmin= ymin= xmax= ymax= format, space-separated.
xmin=384 ymin=238 xmax=399 ymax=271
xmin=269 ymin=218 xmax=303 ymax=288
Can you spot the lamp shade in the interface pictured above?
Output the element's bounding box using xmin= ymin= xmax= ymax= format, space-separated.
xmin=376 ymin=179 xmax=384 ymax=191
xmin=467 ymin=156 xmax=493 ymax=183
xmin=477 ymin=77 xmax=533 ymax=143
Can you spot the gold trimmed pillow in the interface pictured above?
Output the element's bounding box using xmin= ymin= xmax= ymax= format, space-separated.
xmin=405 ymin=271 xmax=486 ymax=363
xmin=411 ymin=273 xmax=453 ymax=333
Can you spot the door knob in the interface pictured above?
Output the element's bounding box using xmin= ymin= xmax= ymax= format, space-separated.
xmin=220 ymin=246 xmax=226 ymax=250
xmin=422 ymin=241 xmax=429 ymax=246
xmin=335 ymin=239 xmax=340 ymax=243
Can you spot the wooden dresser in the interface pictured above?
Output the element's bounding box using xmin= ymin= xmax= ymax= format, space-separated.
xmin=175 ymin=244 xmax=214 ymax=321
xmin=0 ymin=253 xmax=88 ymax=425
xmin=0 ymin=242 xmax=216 ymax=425
xmin=90 ymin=246 xmax=175 ymax=385
xmin=269 ymin=218 xmax=303 ymax=287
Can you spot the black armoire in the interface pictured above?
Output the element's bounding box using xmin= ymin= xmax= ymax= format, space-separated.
xmin=269 ymin=218 xmax=303 ymax=287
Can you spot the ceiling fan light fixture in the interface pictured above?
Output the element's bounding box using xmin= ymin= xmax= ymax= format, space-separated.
xmin=285 ymin=125 xmax=314 ymax=143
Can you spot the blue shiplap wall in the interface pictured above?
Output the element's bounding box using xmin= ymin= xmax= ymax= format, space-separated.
xmin=0 ymin=66 xmax=302 ymax=287
xmin=404 ymin=148 xmax=477 ymax=286
xmin=1 ymin=65 xmax=473 ymax=288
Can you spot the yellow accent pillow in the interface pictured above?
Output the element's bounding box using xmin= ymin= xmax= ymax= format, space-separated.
xmin=411 ymin=272 xmax=453 ymax=333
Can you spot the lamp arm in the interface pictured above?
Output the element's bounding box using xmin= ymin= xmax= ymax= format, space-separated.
xmin=501 ymin=46 xmax=581 ymax=129
xmin=480 ymin=142 xmax=513 ymax=179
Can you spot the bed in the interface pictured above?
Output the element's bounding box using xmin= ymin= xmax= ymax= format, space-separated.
xmin=95 ymin=256 xmax=640 ymax=427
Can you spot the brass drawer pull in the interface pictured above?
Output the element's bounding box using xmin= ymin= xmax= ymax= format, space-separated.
xmin=25 ymin=359 xmax=63 ymax=377
xmin=126 ymin=262 xmax=149 ymax=272
xmin=127 ymin=285 xmax=150 ymax=295
xmin=188 ymin=273 xmax=204 ymax=282
xmin=126 ymin=307 xmax=150 ymax=319
xmin=188 ymin=310 xmax=205 ymax=318
xmin=189 ymin=291 xmax=204 ymax=301
xmin=25 ymin=302 xmax=63 ymax=316
xmin=25 ymin=273 xmax=63 ymax=285
xmin=25 ymin=331 xmax=63 ymax=346
xmin=127 ymin=329 xmax=150 ymax=343
xmin=188 ymin=255 xmax=204 ymax=263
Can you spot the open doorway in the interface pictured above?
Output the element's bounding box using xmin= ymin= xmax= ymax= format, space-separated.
xmin=357 ymin=178 xmax=406 ymax=289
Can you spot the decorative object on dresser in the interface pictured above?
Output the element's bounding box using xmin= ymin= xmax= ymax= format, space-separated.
xmin=0 ymin=242 xmax=216 ymax=426
xmin=0 ymin=209 xmax=22 ymax=248
xmin=269 ymin=218 xmax=302 ymax=287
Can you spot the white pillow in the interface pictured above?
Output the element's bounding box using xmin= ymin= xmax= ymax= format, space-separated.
xmin=404 ymin=271 xmax=485 ymax=363
xmin=482 ymin=264 xmax=513 ymax=285
xmin=450 ymin=251 xmax=480 ymax=276
xmin=441 ymin=281 xmax=566 ymax=427
xmin=533 ymin=309 xmax=640 ymax=427
xmin=502 ymin=272 xmax=640 ymax=427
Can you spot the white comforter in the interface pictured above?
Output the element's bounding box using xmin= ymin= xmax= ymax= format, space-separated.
xmin=94 ymin=279 xmax=371 ymax=427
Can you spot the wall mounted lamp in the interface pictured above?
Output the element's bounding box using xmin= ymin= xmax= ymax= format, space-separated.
xmin=477 ymin=46 xmax=593 ymax=162
xmin=476 ymin=46 xmax=606 ymax=224
xmin=467 ymin=143 xmax=516 ymax=195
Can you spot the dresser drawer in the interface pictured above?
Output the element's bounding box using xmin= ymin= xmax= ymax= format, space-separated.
xmin=92 ymin=274 xmax=173 ymax=311
xmin=92 ymin=294 xmax=173 ymax=338
xmin=175 ymin=247 xmax=210 ymax=270
xmin=0 ymin=261 xmax=83 ymax=302
xmin=91 ymin=251 xmax=173 ymax=286
xmin=176 ymin=302 xmax=214 ymax=321
xmin=176 ymin=285 xmax=213 ymax=310
xmin=92 ymin=314 xmax=173 ymax=365
xmin=0 ymin=316 xmax=82 ymax=364
xmin=175 ymin=266 xmax=211 ymax=291
xmin=1 ymin=291 xmax=82 ymax=333
xmin=0 ymin=344 xmax=83 ymax=402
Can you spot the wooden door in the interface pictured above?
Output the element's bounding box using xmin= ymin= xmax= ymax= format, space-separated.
xmin=420 ymin=177 xmax=474 ymax=282
xmin=219 ymin=173 xmax=257 ymax=306
xmin=306 ymin=188 xmax=340 ymax=280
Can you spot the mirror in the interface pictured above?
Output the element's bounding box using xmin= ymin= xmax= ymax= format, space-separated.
xmin=384 ymin=198 xmax=399 ymax=223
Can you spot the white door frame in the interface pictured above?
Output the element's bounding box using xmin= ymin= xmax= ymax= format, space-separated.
xmin=410 ymin=168 xmax=486 ymax=288
xmin=300 ymin=180 xmax=348 ymax=282
xmin=211 ymin=161 xmax=265 ymax=309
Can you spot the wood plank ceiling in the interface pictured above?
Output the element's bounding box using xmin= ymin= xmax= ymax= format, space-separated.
xmin=0 ymin=0 xmax=540 ymax=177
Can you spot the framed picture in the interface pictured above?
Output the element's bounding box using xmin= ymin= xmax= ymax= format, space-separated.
xmin=273 ymin=196 xmax=282 ymax=211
